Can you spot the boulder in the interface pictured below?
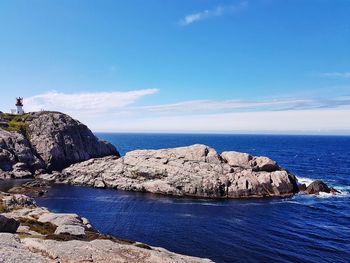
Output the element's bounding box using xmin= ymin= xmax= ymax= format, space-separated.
xmin=60 ymin=144 xmax=298 ymax=198
xmin=305 ymin=180 xmax=331 ymax=195
xmin=38 ymin=213 xmax=82 ymax=227
xmin=0 ymin=215 xmax=19 ymax=233
xmin=221 ymin=151 xmax=252 ymax=168
xmin=251 ymin=156 xmax=279 ymax=172
xmin=54 ymin=225 xmax=86 ymax=237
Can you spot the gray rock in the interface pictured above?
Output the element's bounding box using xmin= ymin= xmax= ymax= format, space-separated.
xmin=0 ymin=233 xmax=50 ymax=263
xmin=54 ymin=224 xmax=86 ymax=237
xmin=25 ymin=111 xmax=119 ymax=171
xmin=38 ymin=213 xmax=82 ymax=226
xmin=61 ymin=144 xmax=298 ymax=198
xmin=1 ymin=192 xmax=36 ymax=208
xmin=35 ymin=172 xmax=59 ymax=182
xmin=21 ymin=237 xmax=213 ymax=263
xmin=0 ymin=129 xmax=44 ymax=172
xmin=305 ymin=180 xmax=331 ymax=195
xmin=221 ymin=151 xmax=252 ymax=168
xmin=0 ymin=215 xmax=19 ymax=233
xmin=251 ymin=156 xmax=279 ymax=172
xmin=0 ymin=231 xmax=212 ymax=262
xmin=10 ymin=162 xmax=32 ymax=178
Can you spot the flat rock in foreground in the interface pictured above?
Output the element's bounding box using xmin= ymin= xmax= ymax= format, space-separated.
xmin=0 ymin=192 xmax=212 ymax=263
xmin=60 ymin=144 xmax=299 ymax=198
xmin=0 ymin=233 xmax=211 ymax=263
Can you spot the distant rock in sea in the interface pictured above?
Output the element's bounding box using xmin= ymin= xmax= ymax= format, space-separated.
xmin=301 ymin=180 xmax=341 ymax=195
xmin=59 ymin=144 xmax=299 ymax=198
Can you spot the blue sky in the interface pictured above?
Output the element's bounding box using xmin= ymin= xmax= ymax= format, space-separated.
xmin=0 ymin=0 xmax=349 ymax=133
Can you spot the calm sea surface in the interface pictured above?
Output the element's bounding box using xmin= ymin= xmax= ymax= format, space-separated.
xmin=33 ymin=134 xmax=350 ymax=263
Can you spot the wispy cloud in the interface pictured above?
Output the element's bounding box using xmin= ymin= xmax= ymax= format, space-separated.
xmin=179 ymin=1 xmax=248 ymax=26
xmin=25 ymin=89 xmax=158 ymax=114
xmin=101 ymin=108 xmax=350 ymax=134
xmin=130 ymin=97 xmax=350 ymax=115
xmin=22 ymin=90 xmax=350 ymax=134
xmin=320 ymin=72 xmax=350 ymax=79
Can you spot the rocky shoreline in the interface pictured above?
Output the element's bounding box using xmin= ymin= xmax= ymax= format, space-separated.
xmin=0 ymin=111 xmax=338 ymax=198
xmin=0 ymin=111 xmax=340 ymax=262
xmin=0 ymin=191 xmax=212 ymax=263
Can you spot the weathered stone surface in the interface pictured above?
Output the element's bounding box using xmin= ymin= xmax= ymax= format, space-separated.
xmin=221 ymin=151 xmax=252 ymax=168
xmin=25 ymin=111 xmax=119 ymax=171
xmin=1 ymin=192 xmax=36 ymax=208
xmin=1 ymin=111 xmax=120 ymax=175
xmin=60 ymin=144 xmax=299 ymax=198
xmin=38 ymin=213 xmax=83 ymax=227
xmin=0 ymin=129 xmax=44 ymax=173
xmin=0 ymin=215 xmax=19 ymax=233
xmin=22 ymin=237 xmax=212 ymax=263
xmin=8 ymin=180 xmax=48 ymax=196
xmin=0 ymin=233 xmax=50 ymax=263
xmin=304 ymin=180 xmax=331 ymax=195
xmin=10 ymin=163 xmax=32 ymax=178
xmin=0 ymin=232 xmax=212 ymax=262
xmin=54 ymin=224 xmax=86 ymax=236
xmin=35 ymin=172 xmax=60 ymax=182
xmin=251 ymin=156 xmax=279 ymax=172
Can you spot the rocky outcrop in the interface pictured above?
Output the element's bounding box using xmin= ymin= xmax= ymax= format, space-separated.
xmin=302 ymin=180 xmax=340 ymax=195
xmin=0 ymin=111 xmax=119 ymax=175
xmin=25 ymin=111 xmax=119 ymax=171
xmin=0 ymin=233 xmax=211 ymax=263
xmin=0 ymin=129 xmax=44 ymax=175
xmin=0 ymin=192 xmax=36 ymax=208
xmin=59 ymin=144 xmax=299 ymax=198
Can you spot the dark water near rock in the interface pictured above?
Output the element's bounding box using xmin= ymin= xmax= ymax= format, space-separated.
xmin=34 ymin=134 xmax=350 ymax=263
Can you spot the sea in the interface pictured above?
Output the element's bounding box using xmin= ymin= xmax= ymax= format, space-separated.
xmin=15 ymin=134 xmax=350 ymax=262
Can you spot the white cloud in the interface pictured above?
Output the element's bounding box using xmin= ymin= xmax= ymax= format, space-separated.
xmin=179 ymin=1 xmax=248 ymax=26
xmin=93 ymin=108 xmax=350 ymax=134
xmin=22 ymin=90 xmax=350 ymax=134
xmin=320 ymin=72 xmax=350 ymax=78
xmin=25 ymin=89 xmax=158 ymax=115
xmin=132 ymin=98 xmax=316 ymax=113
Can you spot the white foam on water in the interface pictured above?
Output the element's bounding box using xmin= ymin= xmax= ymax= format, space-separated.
xmin=316 ymin=192 xmax=334 ymax=198
xmin=295 ymin=176 xmax=315 ymax=187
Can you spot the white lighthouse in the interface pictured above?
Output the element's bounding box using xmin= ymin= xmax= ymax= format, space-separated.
xmin=12 ymin=97 xmax=24 ymax=114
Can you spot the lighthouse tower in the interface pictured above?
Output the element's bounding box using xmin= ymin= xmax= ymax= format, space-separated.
xmin=15 ymin=97 xmax=24 ymax=114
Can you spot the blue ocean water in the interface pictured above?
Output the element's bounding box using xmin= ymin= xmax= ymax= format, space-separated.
xmin=35 ymin=134 xmax=350 ymax=263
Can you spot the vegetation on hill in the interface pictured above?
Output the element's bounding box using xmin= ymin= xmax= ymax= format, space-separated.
xmin=0 ymin=113 xmax=30 ymax=136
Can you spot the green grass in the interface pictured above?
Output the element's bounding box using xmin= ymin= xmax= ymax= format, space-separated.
xmin=0 ymin=204 xmax=8 ymax=213
xmin=0 ymin=113 xmax=30 ymax=136
xmin=19 ymin=218 xmax=57 ymax=235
